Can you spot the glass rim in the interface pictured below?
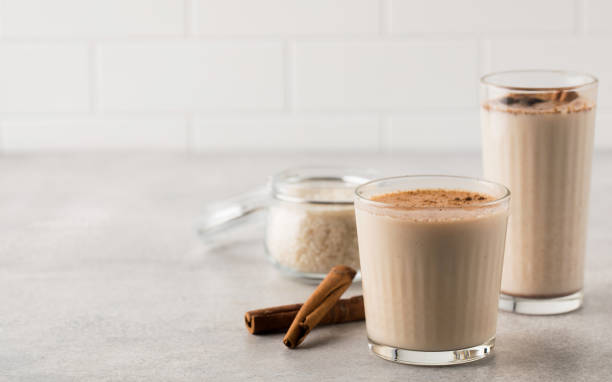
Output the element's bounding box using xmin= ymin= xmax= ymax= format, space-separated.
xmin=480 ymin=70 xmax=598 ymax=92
xmin=354 ymin=175 xmax=511 ymax=210
xmin=269 ymin=166 xmax=378 ymax=205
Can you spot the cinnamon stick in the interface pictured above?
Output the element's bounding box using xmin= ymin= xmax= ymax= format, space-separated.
xmin=282 ymin=265 xmax=356 ymax=349
xmin=244 ymin=295 xmax=364 ymax=335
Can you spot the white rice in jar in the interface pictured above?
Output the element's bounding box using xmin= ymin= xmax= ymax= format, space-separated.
xmin=265 ymin=186 xmax=360 ymax=275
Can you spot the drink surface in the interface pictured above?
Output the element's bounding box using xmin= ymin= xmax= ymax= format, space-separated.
xmin=371 ymin=189 xmax=494 ymax=208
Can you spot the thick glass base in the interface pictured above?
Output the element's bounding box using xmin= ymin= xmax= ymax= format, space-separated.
xmin=368 ymin=337 xmax=495 ymax=366
xmin=499 ymin=290 xmax=583 ymax=315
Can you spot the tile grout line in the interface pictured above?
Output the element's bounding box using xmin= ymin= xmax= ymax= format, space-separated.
xmin=186 ymin=112 xmax=196 ymax=152
xmin=0 ymin=109 xmax=521 ymax=119
xmin=88 ymin=43 xmax=98 ymax=114
xmin=0 ymin=120 xmax=4 ymax=153
xmin=575 ymin=0 xmax=587 ymax=37
xmin=184 ymin=0 xmax=194 ymax=37
xmin=378 ymin=114 xmax=390 ymax=153
xmin=283 ymin=41 xmax=294 ymax=113
xmin=379 ymin=0 xmax=389 ymax=36
xmin=478 ymin=37 xmax=489 ymax=113
xmin=480 ymin=39 xmax=491 ymax=75
xmin=0 ymin=34 xmax=575 ymax=44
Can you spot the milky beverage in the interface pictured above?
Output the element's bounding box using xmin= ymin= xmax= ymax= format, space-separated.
xmin=482 ymin=90 xmax=596 ymax=298
xmin=355 ymin=189 xmax=508 ymax=351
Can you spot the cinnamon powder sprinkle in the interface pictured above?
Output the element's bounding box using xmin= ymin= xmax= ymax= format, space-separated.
xmin=371 ymin=189 xmax=496 ymax=208
xmin=483 ymin=91 xmax=594 ymax=115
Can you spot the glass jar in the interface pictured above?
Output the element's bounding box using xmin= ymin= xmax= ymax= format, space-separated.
xmin=197 ymin=167 xmax=377 ymax=280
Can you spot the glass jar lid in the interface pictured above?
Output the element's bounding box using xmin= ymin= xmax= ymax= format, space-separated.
xmin=270 ymin=167 xmax=378 ymax=205
xmin=196 ymin=166 xmax=378 ymax=238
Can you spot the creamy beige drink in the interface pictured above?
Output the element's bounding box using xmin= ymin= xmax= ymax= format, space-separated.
xmin=354 ymin=176 xmax=509 ymax=365
xmin=481 ymin=71 xmax=597 ymax=314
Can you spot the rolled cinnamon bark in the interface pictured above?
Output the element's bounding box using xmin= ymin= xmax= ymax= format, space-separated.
xmin=244 ymin=295 xmax=364 ymax=334
xmin=282 ymin=265 xmax=357 ymax=349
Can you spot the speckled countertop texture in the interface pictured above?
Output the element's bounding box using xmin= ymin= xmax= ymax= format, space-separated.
xmin=1 ymin=152 xmax=611 ymax=381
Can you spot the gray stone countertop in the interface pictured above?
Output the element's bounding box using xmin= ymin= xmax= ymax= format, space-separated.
xmin=1 ymin=152 xmax=611 ymax=381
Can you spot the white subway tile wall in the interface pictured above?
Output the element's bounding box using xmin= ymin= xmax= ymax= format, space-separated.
xmin=294 ymin=41 xmax=479 ymax=111
xmin=2 ymin=116 xmax=188 ymax=149
xmin=195 ymin=115 xmax=379 ymax=150
xmin=390 ymin=0 xmax=575 ymax=35
xmin=97 ymin=42 xmax=284 ymax=111
xmin=1 ymin=0 xmax=185 ymax=37
xmin=0 ymin=43 xmax=89 ymax=112
xmin=388 ymin=113 xmax=481 ymax=151
xmin=194 ymin=0 xmax=379 ymax=36
xmin=585 ymin=0 xmax=612 ymax=35
xmin=0 ymin=0 xmax=609 ymax=151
